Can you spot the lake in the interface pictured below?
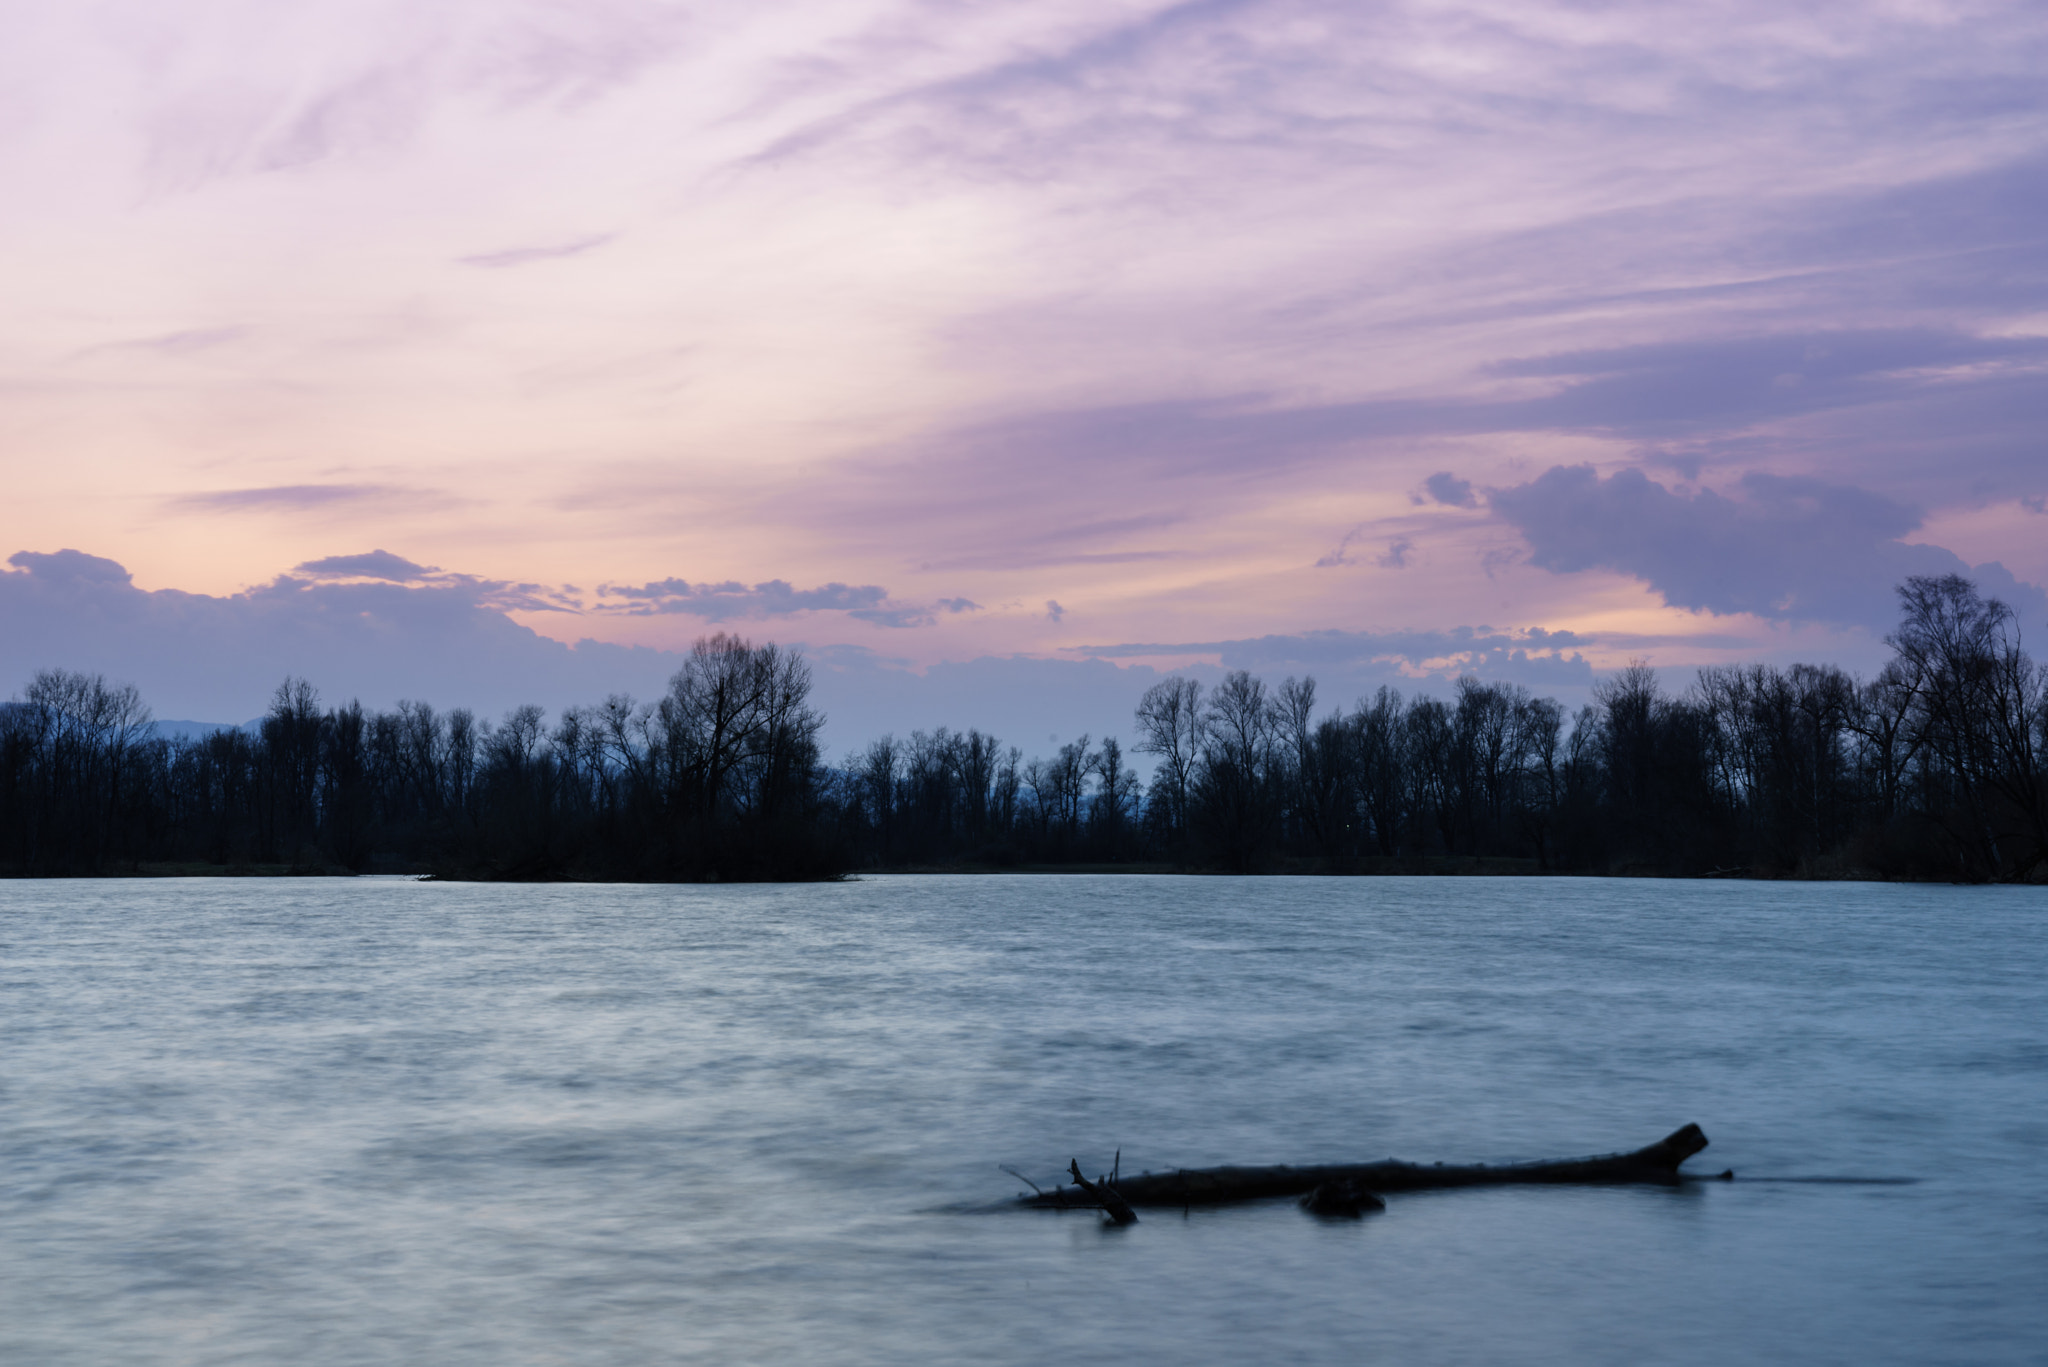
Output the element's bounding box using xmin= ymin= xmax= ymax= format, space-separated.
xmin=3 ymin=875 xmax=2044 ymax=1365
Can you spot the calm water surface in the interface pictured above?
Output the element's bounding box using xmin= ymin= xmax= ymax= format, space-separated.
xmin=3 ymin=875 xmax=2044 ymax=1365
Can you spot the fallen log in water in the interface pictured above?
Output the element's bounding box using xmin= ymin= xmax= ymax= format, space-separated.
xmin=1022 ymin=1123 xmax=1712 ymax=1212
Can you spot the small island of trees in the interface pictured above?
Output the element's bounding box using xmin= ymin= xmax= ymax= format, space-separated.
xmin=2 ymin=574 xmax=2043 ymax=882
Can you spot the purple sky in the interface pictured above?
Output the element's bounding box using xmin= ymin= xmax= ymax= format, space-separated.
xmin=4 ymin=0 xmax=2046 ymax=754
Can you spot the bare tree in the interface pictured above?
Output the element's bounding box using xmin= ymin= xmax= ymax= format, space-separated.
xmin=1352 ymin=687 xmax=1406 ymax=855
xmin=1133 ymin=677 xmax=1204 ymax=851
xmin=1090 ymin=735 xmax=1142 ymax=852
xmin=1197 ymin=671 xmax=1278 ymax=869
xmin=1888 ymin=574 xmax=2045 ymax=877
xmin=17 ymin=670 xmax=153 ymax=870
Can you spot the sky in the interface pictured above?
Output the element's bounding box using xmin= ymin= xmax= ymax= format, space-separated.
xmin=3 ymin=0 xmax=2046 ymax=755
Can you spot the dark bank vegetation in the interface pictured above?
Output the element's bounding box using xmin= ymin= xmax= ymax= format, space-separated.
xmin=2 ymin=574 xmax=2044 ymax=881
xmin=0 ymin=635 xmax=836 ymax=881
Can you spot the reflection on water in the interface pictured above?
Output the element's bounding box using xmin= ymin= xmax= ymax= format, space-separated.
xmin=3 ymin=875 xmax=2045 ymax=1365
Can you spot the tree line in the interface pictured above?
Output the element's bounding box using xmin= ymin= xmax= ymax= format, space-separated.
xmin=2 ymin=574 xmax=2043 ymax=881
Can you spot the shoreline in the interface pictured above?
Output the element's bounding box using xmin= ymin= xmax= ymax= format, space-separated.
xmin=7 ymin=858 xmax=2034 ymax=884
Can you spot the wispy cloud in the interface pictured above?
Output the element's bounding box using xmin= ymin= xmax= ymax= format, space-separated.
xmin=1315 ymin=526 xmax=1365 ymax=568
xmin=459 ymin=234 xmax=615 ymax=269
xmin=1316 ymin=527 xmax=1413 ymax=571
xmin=293 ymin=550 xmax=438 ymax=582
xmin=173 ymin=484 xmax=421 ymax=513
xmin=131 ymin=4 xmax=700 ymax=194
xmin=1066 ymin=625 xmax=1596 ymax=686
xmin=597 ymin=577 xmax=934 ymax=628
xmin=281 ymin=548 xmax=578 ymax=612
xmin=84 ymin=326 xmax=246 ymax=357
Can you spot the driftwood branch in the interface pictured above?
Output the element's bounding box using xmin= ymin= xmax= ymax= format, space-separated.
xmin=1023 ymin=1123 xmax=1710 ymax=1212
xmin=1065 ymin=1158 xmax=1139 ymax=1225
xmin=1000 ymin=1165 xmax=1046 ymax=1196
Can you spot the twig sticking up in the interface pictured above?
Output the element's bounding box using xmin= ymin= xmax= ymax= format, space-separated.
xmin=1067 ymin=1159 xmax=1139 ymax=1225
xmin=1000 ymin=1165 xmax=1046 ymax=1197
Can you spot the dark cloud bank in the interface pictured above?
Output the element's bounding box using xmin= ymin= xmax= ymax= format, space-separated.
xmin=0 ymin=550 xmax=1147 ymax=752
xmin=0 ymin=549 xmax=671 ymax=723
xmin=1486 ymin=466 xmax=2048 ymax=633
xmin=3 ymin=549 xmax=1627 ymax=760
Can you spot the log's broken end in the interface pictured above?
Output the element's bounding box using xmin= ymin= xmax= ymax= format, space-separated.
xmin=1642 ymin=1123 xmax=1710 ymax=1171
